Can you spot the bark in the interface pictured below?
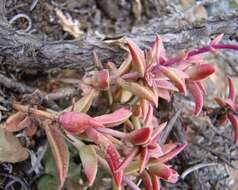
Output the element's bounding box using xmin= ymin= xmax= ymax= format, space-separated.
xmin=0 ymin=3 xmax=237 ymax=72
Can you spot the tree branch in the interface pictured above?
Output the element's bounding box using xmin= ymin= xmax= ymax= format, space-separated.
xmin=0 ymin=11 xmax=237 ymax=71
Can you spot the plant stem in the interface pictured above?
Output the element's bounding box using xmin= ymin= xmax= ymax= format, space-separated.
xmin=12 ymin=102 xmax=57 ymax=120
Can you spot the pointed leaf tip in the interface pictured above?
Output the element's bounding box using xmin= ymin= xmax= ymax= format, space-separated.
xmin=126 ymin=38 xmax=145 ymax=76
xmin=188 ymin=81 xmax=203 ymax=116
xmin=127 ymin=127 xmax=152 ymax=145
xmin=227 ymin=77 xmax=236 ymax=102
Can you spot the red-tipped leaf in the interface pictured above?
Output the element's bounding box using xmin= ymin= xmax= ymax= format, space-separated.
xmin=127 ymin=127 xmax=152 ymax=145
xmin=127 ymin=38 xmax=146 ymax=76
xmin=187 ymin=81 xmax=203 ymax=116
xmin=186 ymin=64 xmax=215 ymax=81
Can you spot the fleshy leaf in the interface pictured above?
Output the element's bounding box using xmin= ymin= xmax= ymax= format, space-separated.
xmin=58 ymin=112 xmax=103 ymax=134
xmin=127 ymin=38 xmax=146 ymax=76
xmin=227 ymin=113 xmax=238 ymax=144
xmin=118 ymin=79 xmax=157 ymax=106
xmin=186 ymin=64 xmax=215 ymax=81
xmin=45 ymin=125 xmax=69 ymax=188
xmin=159 ymin=66 xmax=187 ymax=95
xmin=149 ymin=162 xmax=179 ymax=183
xmin=120 ymin=89 xmax=133 ymax=103
xmin=85 ymin=127 xmax=122 ymax=187
xmin=151 ymin=173 xmax=161 ymax=190
xmin=187 ymin=81 xmax=203 ymax=116
xmin=141 ymin=171 xmax=153 ymax=190
xmin=94 ymin=108 xmax=132 ymax=127
xmin=79 ymin=145 xmax=98 ymax=186
xmin=227 ymin=77 xmax=236 ymax=102
xmin=63 ymin=88 xmax=97 ymax=113
xmin=127 ymin=127 xmax=152 ymax=145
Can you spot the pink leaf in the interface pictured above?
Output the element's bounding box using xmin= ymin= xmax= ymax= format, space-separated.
xmin=196 ymin=81 xmax=206 ymax=95
xmin=58 ymin=112 xmax=103 ymax=134
xmin=210 ymin=34 xmax=224 ymax=46
xmin=149 ymin=162 xmax=179 ymax=183
xmin=45 ymin=125 xmax=69 ymax=188
xmin=159 ymin=66 xmax=187 ymax=95
xmin=227 ymin=113 xmax=238 ymax=144
xmin=154 ymin=80 xmax=178 ymax=91
xmin=94 ymin=108 xmax=132 ymax=127
xmin=156 ymin=88 xmax=171 ymax=101
xmin=186 ymin=64 xmax=215 ymax=81
xmin=79 ymin=145 xmax=98 ymax=186
xmin=127 ymin=127 xmax=152 ymax=145
xmin=227 ymin=77 xmax=236 ymax=102
xmin=187 ymin=81 xmax=203 ymax=116
xmin=126 ymin=38 xmax=146 ymax=76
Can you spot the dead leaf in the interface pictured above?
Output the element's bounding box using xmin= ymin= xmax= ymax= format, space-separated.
xmin=55 ymin=8 xmax=84 ymax=38
xmin=0 ymin=127 xmax=28 ymax=163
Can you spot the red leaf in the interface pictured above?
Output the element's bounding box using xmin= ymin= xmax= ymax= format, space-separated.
xmin=186 ymin=64 xmax=215 ymax=81
xmin=126 ymin=38 xmax=146 ymax=76
xmin=85 ymin=127 xmax=122 ymax=186
xmin=227 ymin=77 xmax=236 ymax=102
xmin=127 ymin=127 xmax=152 ymax=145
xmin=141 ymin=171 xmax=153 ymax=190
xmin=45 ymin=125 xmax=69 ymax=188
xmin=227 ymin=113 xmax=238 ymax=144
xmin=94 ymin=108 xmax=132 ymax=127
xmin=187 ymin=81 xmax=203 ymax=116
xmin=151 ymin=174 xmax=161 ymax=190
xmin=58 ymin=112 xmax=102 ymax=134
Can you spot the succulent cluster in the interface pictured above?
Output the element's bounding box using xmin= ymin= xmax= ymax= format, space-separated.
xmin=2 ymin=34 xmax=238 ymax=189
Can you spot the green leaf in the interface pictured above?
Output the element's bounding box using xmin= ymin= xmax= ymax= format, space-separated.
xmin=37 ymin=175 xmax=58 ymax=190
xmin=79 ymin=145 xmax=98 ymax=186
